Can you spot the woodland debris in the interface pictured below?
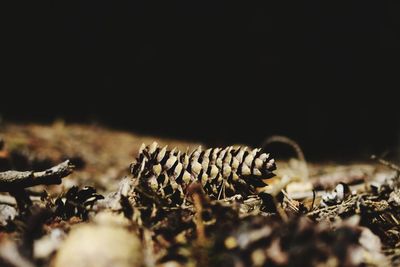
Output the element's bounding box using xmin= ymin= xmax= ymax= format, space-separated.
xmin=371 ymin=155 xmax=400 ymax=172
xmin=320 ymin=182 xmax=352 ymax=207
xmin=0 ymin=238 xmax=35 ymax=267
xmin=2 ymin=123 xmax=400 ymax=267
xmin=54 ymin=186 xmax=104 ymax=220
xmin=262 ymin=135 xmax=308 ymax=180
xmin=33 ymin=228 xmax=66 ymax=260
xmin=0 ymin=160 xmax=74 ymax=192
xmin=53 ymin=212 xmax=142 ymax=267
xmin=0 ymin=194 xmax=17 ymax=206
xmin=312 ymin=165 xmax=370 ymax=190
xmin=0 ymin=123 xmax=201 ymax=190
xmin=211 ymin=215 xmax=387 ymax=267
xmin=0 ymin=204 xmax=17 ymax=227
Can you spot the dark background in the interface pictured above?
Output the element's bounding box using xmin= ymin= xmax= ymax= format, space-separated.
xmin=3 ymin=1 xmax=400 ymax=160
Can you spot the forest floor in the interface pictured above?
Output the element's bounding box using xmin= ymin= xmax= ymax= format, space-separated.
xmin=1 ymin=123 xmax=399 ymax=267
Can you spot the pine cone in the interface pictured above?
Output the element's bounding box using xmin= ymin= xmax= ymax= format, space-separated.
xmin=130 ymin=142 xmax=276 ymax=205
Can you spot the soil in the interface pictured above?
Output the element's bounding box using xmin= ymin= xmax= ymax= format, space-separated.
xmin=1 ymin=122 xmax=399 ymax=267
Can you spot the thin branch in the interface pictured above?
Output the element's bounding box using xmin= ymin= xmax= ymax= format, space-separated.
xmin=0 ymin=160 xmax=74 ymax=192
xmin=371 ymin=155 xmax=400 ymax=172
xmin=262 ymin=135 xmax=306 ymax=165
xmin=262 ymin=135 xmax=309 ymax=180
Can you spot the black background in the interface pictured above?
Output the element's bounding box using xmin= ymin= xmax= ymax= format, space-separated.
xmin=3 ymin=1 xmax=400 ymax=160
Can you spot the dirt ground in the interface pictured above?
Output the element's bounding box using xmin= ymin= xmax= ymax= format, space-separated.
xmin=1 ymin=122 xmax=399 ymax=267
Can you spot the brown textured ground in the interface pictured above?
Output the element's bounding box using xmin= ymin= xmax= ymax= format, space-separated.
xmin=1 ymin=122 xmax=399 ymax=267
xmin=0 ymin=122 xmax=201 ymax=193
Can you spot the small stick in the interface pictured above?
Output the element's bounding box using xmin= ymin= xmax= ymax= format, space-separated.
xmin=310 ymin=189 xmax=316 ymax=211
xmin=193 ymin=193 xmax=207 ymax=245
xmin=0 ymin=160 xmax=74 ymax=192
xmin=262 ymin=135 xmax=309 ymax=180
xmin=371 ymin=155 xmax=400 ymax=172
xmin=192 ymin=190 xmax=209 ymax=267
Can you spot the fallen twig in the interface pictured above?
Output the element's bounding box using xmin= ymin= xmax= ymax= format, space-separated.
xmin=371 ymin=155 xmax=400 ymax=172
xmin=0 ymin=160 xmax=74 ymax=192
xmin=262 ymin=135 xmax=309 ymax=180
